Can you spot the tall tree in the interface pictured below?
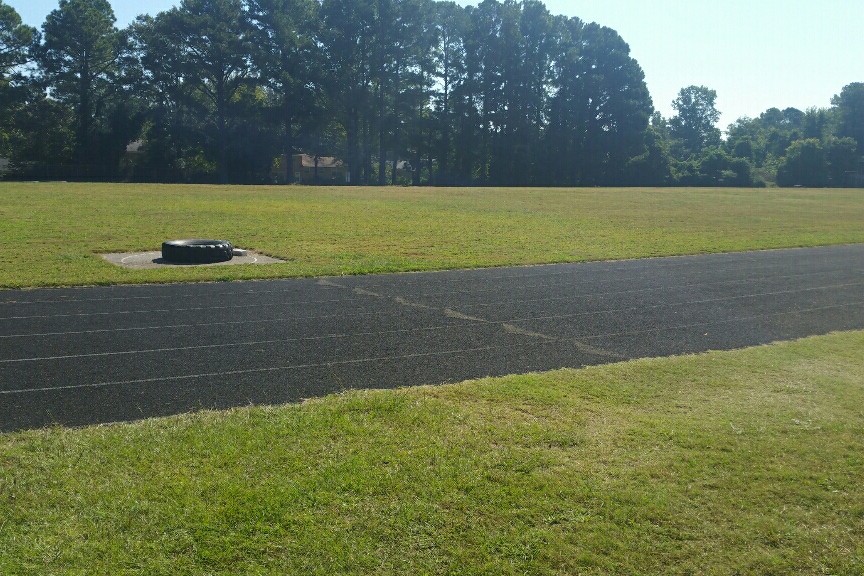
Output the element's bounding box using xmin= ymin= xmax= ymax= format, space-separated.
xmin=545 ymin=18 xmax=652 ymax=185
xmin=248 ymin=0 xmax=322 ymax=176
xmin=776 ymin=138 xmax=827 ymax=187
xmin=0 ymin=1 xmax=37 ymax=158
xmin=669 ymin=85 xmax=721 ymax=158
xmin=139 ymin=0 xmax=259 ymax=182
xmin=0 ymin=0 xmax=36 ymax=76
xmin=390 ymin=0 xmax=436 ymax=185
xmin=825 ymin=137 xmax=858 ymax=187
xmin=39 ymin=0 xmax=124 ymax=173
xmin=430 ymin=1 xmax=467 ymax=185
xmin=832 ymin=82 xmax=864 ymax=152
xmin=320 ymin=0 xmax=376 ymax=184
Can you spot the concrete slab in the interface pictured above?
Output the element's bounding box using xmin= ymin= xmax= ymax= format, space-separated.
xmin=101 ymin=250 xmax=284 ymax=269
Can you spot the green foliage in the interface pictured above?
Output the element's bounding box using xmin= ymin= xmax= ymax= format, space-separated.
xmin=776 ymin=138 xmax=827 ymax=187
xmin=723 ymin=97 xmax=863 ymax=188
xmin=0 ymin=1 xmax=37 ymax=158
xmin=0 ymin=0 xmax=36 ymax=76
xmin=544 ymin=19 xmax=652 ymax=186
xmin=5 ymin=0 xmax=862 ymax=188
xmin=38 ymin=0 xmax=140 ymax=179
xmin=826 ymin=137 xmax=858 ymax=187
xmin=3 ymin=89 xmax=75 ymax=170
xmin=832 ymin=82 xmax=864 ymax=151
xmin=669 ymin=85 xmax=721 ymax=158
xmin=624 ymin=124 xmax=671 ymax=186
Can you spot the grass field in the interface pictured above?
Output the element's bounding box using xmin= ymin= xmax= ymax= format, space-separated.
xmin=1 ymin=331 xmax=862 ymax=574
xmin=2 ymin=183 xmax=864 ymax=288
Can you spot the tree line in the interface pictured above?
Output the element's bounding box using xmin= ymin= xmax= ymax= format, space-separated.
xmin=1 ymin=0 xmax=862 ymax=186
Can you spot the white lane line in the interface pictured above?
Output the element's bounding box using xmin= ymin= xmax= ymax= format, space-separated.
xmin=0 ymin=323 xmax=480 ymax=363
xmin=451 ymin=269 xmax=864 ymax=309
xmin=0 ymin=300 xmax=377 ymax=321
xmin=371 ymin=267 xmax=864 ymax=300
xmin=503 ymin=280 xmax=864 ymax=324
xmin=0 ymin=301 xmax=290 ymax=320
xmin=2 ymin=277 xmax=863 ymax=340
xmin=3 ymin=280 xmax=863 ymax=363
xmin=0 ymin=311 xmax=383 ymax=339
xmin=1 ymin=254 xmax=857 ymax=306
xmin=2 ymin=267 xmax=861 ymax=323
xmin=0 ymin=342 xmax=535 ymax=395
xmin=3 ymin=299 xmax=862 ymax=397
xmin=575 ymin=300 xmax=864 ymax=342
xmin=357 ymin=255 xmax=862 ymax=290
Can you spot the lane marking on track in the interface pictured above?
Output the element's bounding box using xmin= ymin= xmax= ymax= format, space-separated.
xmin=363 ymin=267 xmax=864 ymax=300
xmin=460 ymin=269 xmax=864 ymax=309
xmin=354 ymin=288 xmax=383 ymax=297
xmin=0 ymin=323 xmax=487 ymax=363
xmin=0 ymin=342 xmax=538 ymax=395
xmin=502 ymin=280 xmax=864 ymax=324
xmin=444 ymin=309 xmax=487 ymax=322
xmin=3 ymin=267 xmax=859 ymax=321
xmin=393 ymin=296 xmax=432 ymax=310
xmin=2 ymin=279 xmax=863 ymax=341
xmin=3 ymin=299 xmax=862 ymax=396
xmin=0 ymin=299 xmax=378 ymax=320
xmin=0 ymin=284 xmax=339 ymax=305
xmin=356 ymin=256 xmax=863 ymax=290
xmin=0 ymin=311 xmax=384 ymax=338
xmin=1 ymin=256 xmax=859 ymax=306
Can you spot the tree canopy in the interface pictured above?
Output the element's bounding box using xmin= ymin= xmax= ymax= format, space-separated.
xmin=1 ymin=0 xmax=861 ymax=188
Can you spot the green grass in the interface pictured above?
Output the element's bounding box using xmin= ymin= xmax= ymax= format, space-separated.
xmin=2 ymin=331 xmax=862 ymax=575
xmin=2 ymin=183 xmax=864 ymax=288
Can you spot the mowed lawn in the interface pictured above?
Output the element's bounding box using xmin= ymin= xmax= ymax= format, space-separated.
xmin=1 ymin=331 xmax=862 ymax=575
xmin=2 ymin=182 xmax=864 ymax=288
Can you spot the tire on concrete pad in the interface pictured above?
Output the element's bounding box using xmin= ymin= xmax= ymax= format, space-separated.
xmin=161 ymin=239 xmax=234 ymax=264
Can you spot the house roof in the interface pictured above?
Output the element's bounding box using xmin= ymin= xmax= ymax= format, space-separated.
xmin=295 ymin=154 xmax=344 ymax=168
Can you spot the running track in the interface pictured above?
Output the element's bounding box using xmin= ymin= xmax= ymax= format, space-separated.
xmin=2 ymin=245 xmax=863 ymax=432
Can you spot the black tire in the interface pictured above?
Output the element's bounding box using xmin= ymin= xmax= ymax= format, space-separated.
xmin=161 ymin=239 xmax=234 ymax=264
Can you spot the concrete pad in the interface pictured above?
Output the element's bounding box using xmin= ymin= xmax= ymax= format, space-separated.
xmin=101 ymin=250 xmax=284 ymax=269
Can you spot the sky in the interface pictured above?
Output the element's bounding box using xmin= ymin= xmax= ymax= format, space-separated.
xmin=7 ymin=0 xmax=864 ymax=130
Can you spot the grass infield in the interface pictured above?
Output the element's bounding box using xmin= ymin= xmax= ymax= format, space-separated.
xmin=2 ymin=183 xmax=864 ymax=288
xmin=1 ymin=331 xmax=862 ymax=574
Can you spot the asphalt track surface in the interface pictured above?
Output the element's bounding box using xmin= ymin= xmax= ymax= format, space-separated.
xmin=2 ymin=244 xmax=864 ymax=432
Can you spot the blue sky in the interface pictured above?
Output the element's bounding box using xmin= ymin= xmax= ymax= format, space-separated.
xmin=8 ymin=0 xmax=864 ymax=130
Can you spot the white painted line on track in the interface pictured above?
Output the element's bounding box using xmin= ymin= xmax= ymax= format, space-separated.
xmin=0 ymin=323 xmax=481 ymax=363
xmin=2 ymin=279 xmax=863 ymax=340
xmin=357 ymin=254 xmax=861 ymax=289
xmin=0 ymin=313 xmax=382 ymax=339
xmin=374 ymin=267 xmax=864 ymax=300
xmin=3 ymin=299 xmax=862 ymax=396
xmin=2 ymin=268 xmax=861 ymax=322
xmin=0 ymin=342 xmax=534 ymax=395
xmin=1 ymin=256 xmax=857 ymax=306
xmin=0 ymin=301 xmax=378 ymax=321
xmin=0 ymin=284 xmax=339 ymax=305
xmin=458 ymin=269 xmax=864 ymax=309
xmin=503 ymin=280 xmax=864 ymax=324
xmin=0 ymin=301 xmax=294 ymax=320
xmin=575 ymin=300 xmax=864 ymax=342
